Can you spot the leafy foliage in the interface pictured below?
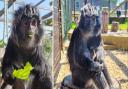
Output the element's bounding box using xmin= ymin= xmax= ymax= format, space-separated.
xmin=43 ymin=38 xmax=52 ymax=60
xmin=0 ymin=40 xmax=5 ymax=48
xmin=13 ymin=62 xmax=33 ymax=80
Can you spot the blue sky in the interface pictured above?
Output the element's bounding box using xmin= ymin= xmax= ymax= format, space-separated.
xmin=0 ymin=0 xmax=51 ymax=40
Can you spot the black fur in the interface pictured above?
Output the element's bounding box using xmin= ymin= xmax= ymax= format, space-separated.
xmin=67 ymin=3 xmax=112 ymax=89
xmin=1 ymin=4 xmax=52 ymax=89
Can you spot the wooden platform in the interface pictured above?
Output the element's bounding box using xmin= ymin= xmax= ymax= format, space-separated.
xmin=102 ymin=33 xmax=128 ymax=50
xmin=61 ymin=75 xmax=120 ymax=89
xmin=67 ymin=30 xmax=128 ymax=51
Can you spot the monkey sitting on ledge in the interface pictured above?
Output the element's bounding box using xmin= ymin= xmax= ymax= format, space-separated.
xmin=66 ymin=2 xmax=114 ymax=89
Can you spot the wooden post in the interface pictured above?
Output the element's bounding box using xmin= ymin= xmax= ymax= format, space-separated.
xmin=102 ymin=7 xmax=109 ymax=33
xmin=58 ymin=0 xmax=63 ymax=50
xmin=74 ymin=0 xmax=76 ymax=21
xmin=111 ymin=21 xmax=119 ymax=32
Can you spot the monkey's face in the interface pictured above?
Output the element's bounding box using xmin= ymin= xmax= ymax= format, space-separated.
xmin=79 ymin=3 xmax=101 ymax=37
xmin=19 ymin=14 xmax=40 ymax=40
xmin=12 ymin=5 xmax=43 ymax=48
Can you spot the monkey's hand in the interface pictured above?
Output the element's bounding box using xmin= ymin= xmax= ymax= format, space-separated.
xmin=2 ymin=67 xmax=16 ymax=85
xmin=89 ymin=62 xmax=103 ymax=72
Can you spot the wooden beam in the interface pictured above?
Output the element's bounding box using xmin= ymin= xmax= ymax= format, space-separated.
xmin=110 ymin=0 xmax=128 ymax=15
xmin=35 ymin=0 xmax=45 ymax=7
xmin=41 ymin=12 xmax=52 ymax=20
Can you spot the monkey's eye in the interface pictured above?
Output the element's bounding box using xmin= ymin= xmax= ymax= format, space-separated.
xmin=32 ymin=15 xmax=40 ymax=24
xmin=21 ymin=17 xmax=29 ymax=26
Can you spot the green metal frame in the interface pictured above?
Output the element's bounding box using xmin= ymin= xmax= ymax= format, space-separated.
xmin=61 ymin=0 xmax=72 ymax=40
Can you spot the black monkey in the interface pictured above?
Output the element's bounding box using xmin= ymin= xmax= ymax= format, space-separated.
xmin=67 ymin=3 xmax=113 ymax=89
xmin=1 ymin=5 xmax=52 ymax=89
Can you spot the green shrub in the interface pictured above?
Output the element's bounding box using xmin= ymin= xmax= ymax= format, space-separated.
xmin=43 ymin=38 xmax=52 ymax=59
xmin=0 ymin=40 xmax=5 ymax=48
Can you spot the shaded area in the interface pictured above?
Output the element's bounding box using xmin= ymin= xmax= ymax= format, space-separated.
xmin=107 ymin=50 xmax=128 ymax=78
xmin=55 ymin=50 xmax=128 ymax=89
xmin=119 ymin=79 xmax=128 ymax=84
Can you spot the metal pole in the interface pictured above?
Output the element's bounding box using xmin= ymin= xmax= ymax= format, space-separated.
xmin=35 ymin=0 xmax=45 ymax=7
xmin=125 ymin=1 xmax=127 ymax=18
xmin=125 ymin=1 xmax=127 ymax=32
xmin=91 ymin=0 xmax=92 ymax=4
xmin=3 ymin=0 xmax=8 ymax=44
xmin=109 ymin=0 xmax=110 ymax=16
xmin=126 ymin=2 xmax=128 ymax=31
xmin=73 ymin=0 xmax=75 ymax=21
xmin=6 ymin=0 xmax=8 ymax=39
xmin=58 ymin=0 xmax=62 ymax=50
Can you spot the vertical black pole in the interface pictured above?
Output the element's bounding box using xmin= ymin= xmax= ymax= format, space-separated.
xmin=125 ymin=1 xmax=127 ymax=18
xmin=126 ymin=2 xmax=128 ymax=31
xmin=109 ymin=0 xmax=110 ymax=17
xmin=74 ymin=0 xmax=75 ymax=21
xmin=91 ymin=0 xmax=92 ymax=4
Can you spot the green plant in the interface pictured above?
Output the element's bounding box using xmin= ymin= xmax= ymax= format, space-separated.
xmin=0 ymin=40 xmax=5 ymax=47
xmin=125 ymin=18 xmax=128 ymax=24
xmin=70 ymin=22 xmax=77 ymax=29
xmin=111 ymin=0 xmax=117 ymax=3
xmin=44 ymin=19 xmax=53 ymax=26
xmin=108 ymin=23 xmax=127 ymax=30
xmin=43 ymin=38 xmax=52 ymax=59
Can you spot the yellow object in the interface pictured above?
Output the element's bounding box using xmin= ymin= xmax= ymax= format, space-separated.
xmin=13 ymin=62 xmax=33 ymax=80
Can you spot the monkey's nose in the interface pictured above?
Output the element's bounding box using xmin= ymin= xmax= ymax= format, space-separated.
xmin=31 ymin=19 xmax=37 ymax=26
